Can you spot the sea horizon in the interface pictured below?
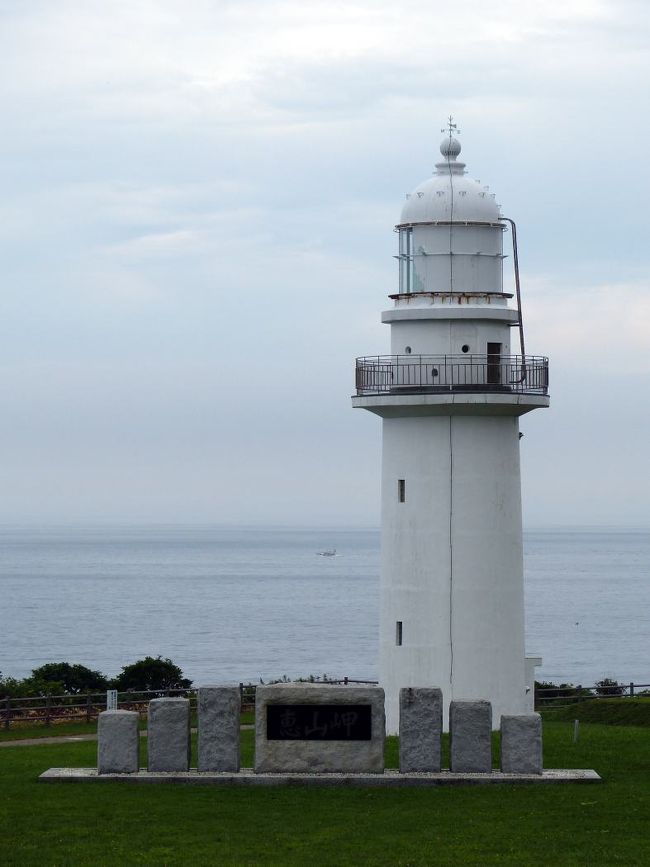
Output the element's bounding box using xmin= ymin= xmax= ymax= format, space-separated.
xmin=1 ymin=520 xmax=649 ymax=531
xmin=2 ymin=523 xmax=648 ymax=688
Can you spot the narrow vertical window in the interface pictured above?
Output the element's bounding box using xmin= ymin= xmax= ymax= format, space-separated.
xmin=487 ymin=341 xmax=502 ymax=385
xmin=406 ymin=229 xmax=413 ymax=293
xmin=398 ymin=479 xmax=406 ymax=502
xmin=396 ymin=621 xmax=403 ymax=646
xmin=398 ymin=228 xmax=413 ymax=294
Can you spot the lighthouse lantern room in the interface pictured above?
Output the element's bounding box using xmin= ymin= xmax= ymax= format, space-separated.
xmin=352 ymin=120 xmax=549 ymax=733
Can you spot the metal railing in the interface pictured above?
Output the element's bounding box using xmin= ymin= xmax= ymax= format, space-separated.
xmin=355 ymin=354 xmax=549 ymax=396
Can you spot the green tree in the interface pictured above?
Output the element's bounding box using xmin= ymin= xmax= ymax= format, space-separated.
xmin=0 ymin=673 xmax=22 ymax=697
xmin=113 ymin=656 xmax=191 ymax=692
xmin=1 ymin=672 xmax=64 ymax=697
xmin=30 ymin=663 xmax=108 ymax=694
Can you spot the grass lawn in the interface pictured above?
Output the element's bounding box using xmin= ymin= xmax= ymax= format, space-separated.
xmin=1 ymin=722 xmax=649 ymax=865
xmin=0 ymin=719 xmax=146 ymax=742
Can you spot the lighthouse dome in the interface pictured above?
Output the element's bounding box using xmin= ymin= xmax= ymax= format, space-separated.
xmin=400 ymin=136 xmax=500 ymax=224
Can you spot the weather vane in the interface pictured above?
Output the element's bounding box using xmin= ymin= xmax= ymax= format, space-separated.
xmin=441 ymin=115 xmax=460 ymax=138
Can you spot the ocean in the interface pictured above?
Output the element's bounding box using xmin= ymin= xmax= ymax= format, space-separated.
xmin=1 ymin=525 xmax=648 ymax=688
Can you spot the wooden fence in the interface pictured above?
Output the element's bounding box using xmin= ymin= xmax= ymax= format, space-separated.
xmin=6 ymin=677 xmax=634 ymax=730
xmin=1 ymin=678 xmax=379 ymax=729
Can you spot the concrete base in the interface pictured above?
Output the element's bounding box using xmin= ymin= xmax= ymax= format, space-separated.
xmin=39 ymin=767 xmax=601 ymax=787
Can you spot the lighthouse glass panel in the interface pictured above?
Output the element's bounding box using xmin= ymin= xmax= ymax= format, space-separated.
xmin=398 ymin=228 xmax=413 ymax=294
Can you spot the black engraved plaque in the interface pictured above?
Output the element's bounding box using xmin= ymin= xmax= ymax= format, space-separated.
xmin=266 ymin=704 xmax=372 ymax=740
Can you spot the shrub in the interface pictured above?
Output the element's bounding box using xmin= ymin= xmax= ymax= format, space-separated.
xmin=595 ymin=678 xmax=625 ymax=697
xmin=0 ymin=673 xmax=65 ymax=698
xmin=30 ymin=663 xmax=108 ymax=694
xmin=534 ymin=681 xmax=593 ymax=707
xmin=112 ymin=656 xmax=192 ymax=692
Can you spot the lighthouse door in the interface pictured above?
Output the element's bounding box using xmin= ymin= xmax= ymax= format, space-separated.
xmin=487 ymin=342 xmax=502 ymax=386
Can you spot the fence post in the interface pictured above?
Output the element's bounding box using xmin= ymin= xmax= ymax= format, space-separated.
xmin=45 ymin=694 xmax=52 ymax=727
xmin=4 ymin=696 xmax=10 ymax=730
xmin=630 ymin=682 xmax=635 ymax=698
xmin=239 ymin=683 xmax=243 ymax=706
xmin=86 ymin=694 xmax=92 ymax=723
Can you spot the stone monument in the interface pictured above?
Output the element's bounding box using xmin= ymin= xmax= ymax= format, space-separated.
xmin=255 ymin=682 xmax=385 ymax=773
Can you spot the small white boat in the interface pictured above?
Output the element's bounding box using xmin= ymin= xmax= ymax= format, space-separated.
xmin=316 ymin=549 xmax=337 ymax=557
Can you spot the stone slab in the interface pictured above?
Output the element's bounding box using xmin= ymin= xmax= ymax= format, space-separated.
xmin=39 ymin=767 xmax=602 ymax=786
xmin=500 ymin=713 xmax=543 ymax=774
xmin=97 ymin=710 xmax=139 ymax=774
xmin=255 ymin=683 xmax=385 ymax=773
xmin=198 ymin=686 xmax=240 ymax=772
xmin=449 ymin=700 xmax=492 ymax=773
xmin=147 ymin=697 xmax=191 ymax=772
xmin=399 ymin=687 xmax=442 ymax=773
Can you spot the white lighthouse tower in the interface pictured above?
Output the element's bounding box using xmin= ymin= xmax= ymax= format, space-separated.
xmin=352 ymin=120 xmax=549 ymax=733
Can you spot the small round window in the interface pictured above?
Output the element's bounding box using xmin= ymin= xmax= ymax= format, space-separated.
xmin=461 ymin=344 xmax=470 ymax=353
xmin=405 ymin=346 xmax=412 ymax=355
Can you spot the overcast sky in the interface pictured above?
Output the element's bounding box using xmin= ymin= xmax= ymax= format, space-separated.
xmin=1 ymin=0 xmax=648 ymax=527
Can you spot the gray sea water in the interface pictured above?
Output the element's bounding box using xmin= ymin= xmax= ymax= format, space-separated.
xmin=1 ymin=525 xmax=648 ymax=688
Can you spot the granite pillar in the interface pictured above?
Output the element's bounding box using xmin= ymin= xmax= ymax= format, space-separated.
xmin=147 ymin=697 xmax=191 ymax=772
xmin=449 ymin=700 xmax=492 ymax=773
xmin=98 ymin=709 xmax=139 ymax=774
xmin=398 ymin=687 xmax=442 ymax=773
xmin=198 ymin=686 xmax=240 ymax=772
xmin=500 ymin=713 xmax=543 ymax=774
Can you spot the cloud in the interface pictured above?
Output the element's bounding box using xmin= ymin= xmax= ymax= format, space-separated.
xmin=2 ymin=0 xmax=646 ymax=129
xmin=0 ymin=0 xmax=648 ymax=524
xmin=525 ymin=278 xmax=650 ymax=370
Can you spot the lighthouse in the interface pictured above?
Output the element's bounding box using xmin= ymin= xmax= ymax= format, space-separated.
xmin=352 ymin=120 xmax=549 ymax=733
